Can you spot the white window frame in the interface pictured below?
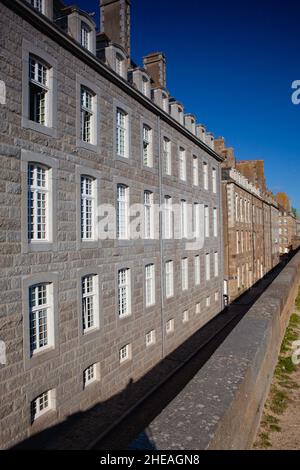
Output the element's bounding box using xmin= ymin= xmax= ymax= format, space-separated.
xmin=163 ymin=196 xmax=173 ymax=239
xmin=180 ymin=199 xmax=188 ymax=239
xmin=81 ymin=22 xmax=91 ymax=51
xmin=179 ymin=147 xmax=186 ymax=181
xmin=165 ymin=260 xmax=174 ymax=299
xmin=181 ymin=257 xmax=189 ymax=291
xmin=195 ymin=302 xmax=201 ymax=315
xmin=29 ymin=283 xmax=54 ymax=355
xmin=83 ymin=363 xmax=99 ymax=388
xmin=205 ymin=253 xmax=211 ymax=281
xmin=166 ymin=319 xmax=175 ymax=334
xmin=146 ymin=330 xmax=156 ymax=347
xmin=119 ymin=344 xmax=131 ymax=363
xmin=31 ymin=389 xmax=55 ymax=422
xmin=116 ymin=107 xmax=129 ymax=159
xmin=206 ymin=296 xmax=211 ymax=307
xmin=163 ymin=137 xmax=171 ymax=175
xmin=145 ymin=264 xmax=155 ymax=308
xmin=80 ymin=86 xmax=95 ymax=144
xmin=183 ymin=310 xmax=189 ymax=323
xmin=203 ymin=162 xmax=208 ymax=190
xmin=82 ymin=274 xmax=99 ymax=334
xmin=30 ymin=0 xmax=44 ymax=13
xmin=213 ymin=207 xmax=218 ymax=237
xmin=144 ymin=191 xmax=154 ymax=239
xmin=80 ymin=175 xmax=96 ymax=241
xmin=204 ymin=206 xmax=210 ymax=238
xmin=27 ymin=163 xmax=50 ymax=243
xmin=212 ymin=168 xmax=217 ymax=194
xmin=192 ymin=156 xmax=199 ymax=186
xmin=29 ymin=55 xmax=49 ymax=127
xmin=118 ymin=268 xmax=131 ymax=318
xmin=214 ymin=252 xmax=219 ymax=277
xmin=194 ymin=255 xmax=200 ymax=286
xmin=142 ymin=124 xmax=153 ymax=167
xmin=117 ymin=184 xmax=129 ymax=240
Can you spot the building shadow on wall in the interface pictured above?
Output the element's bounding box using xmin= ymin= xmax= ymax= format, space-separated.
xmin=11 ymin=251 xmax=297 ymax=450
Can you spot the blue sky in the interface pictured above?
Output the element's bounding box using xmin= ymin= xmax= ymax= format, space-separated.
xmin=65 ymin=0 xmax=300 ymax=213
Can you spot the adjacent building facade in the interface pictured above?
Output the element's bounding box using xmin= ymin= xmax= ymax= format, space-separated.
xmin=216 ymin=138 xmax=280 ymax=302
xmin=0 ymin=0 xmax=224 ymax=448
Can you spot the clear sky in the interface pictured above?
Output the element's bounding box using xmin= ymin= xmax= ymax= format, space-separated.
xmin=65 ymin=0 xmax=300 ymax=213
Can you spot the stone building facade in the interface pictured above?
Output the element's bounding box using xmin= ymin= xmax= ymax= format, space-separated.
xmin=217 ymin=138 xmax=280 ymax=302
xmin=0 ymin=0 xmax=224 ymax=448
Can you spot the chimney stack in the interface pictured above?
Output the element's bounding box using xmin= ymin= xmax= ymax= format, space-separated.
xmin=100 ymin=0 xmax=131 ymax=56
xmin=143 ymin=52 xmax=166 ymax=89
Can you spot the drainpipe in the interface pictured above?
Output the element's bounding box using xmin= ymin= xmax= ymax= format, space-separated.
xmin=157 ymin=115 xmax=165 ymax=360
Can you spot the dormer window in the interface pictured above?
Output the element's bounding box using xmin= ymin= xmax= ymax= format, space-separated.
xmin=178 ymin=107 xmax=184 ymax=124
xmin=162 ymin=93 xmax=169 ymax=112
xmin=81 ymin=22 xmax=91 ymax=51
xmin=116 ymin=53 xmax=125 ymax=78
xmin=142 ymin=76 xmax=149 ymax=97
xmin=30 ymin=0 xmax=44 ymax=13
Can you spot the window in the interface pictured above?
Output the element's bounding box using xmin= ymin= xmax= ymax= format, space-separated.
xmin=146 ymin=330 xmax=156 ymax=347
xmin=214 ymin=252 xmax=219 ymax=277
xmin=119 ymin=344 xmax=131 ymax=363
xmin=163 ymin=196 xmax=173 ymax=239
xmin=205 ymin=253 xmax=210 ymax=281
xmin=29 ymin=283 xmax=53 ymax=355
xmin=118 ymin=268 xmax=131 ymax=317
xmin=213 ymin=207 xmax=218 ymax=237
xmin=81 ymin=22 xmax=91 ymax=51
xmin=203 ymin=162 xmax=208 ymax=190
xmin=194 ymin=255 xmax=200 ymax=286
xmin=165 ymin=260 xmax=174 ymax=299
xmin=143 ymin=125 xmax=153 ymax=167
xmin=192 ymin=156 xmax=199 ymax=186
xmin=83 ymin=364 xmax=99 ymax=388
xmin=145 ymin=264 xmax=155 ymax=307
xmin=80 ymin=86 xmax=94 ymax=143
xmin=240 ymin=198 xmax=243 ymax=223
xmin=241 ymin=231 xmax=244 ymax=253
xmin=179 ymin=147 xmax=186 ymax=181
xmin=235 ymin=194 xmax=239 ymax=221
xmin=142 ymin=76 xmax=149 ymax=96
xmin=163 ymin=137 xmax=171 ymax=175
xmin=206 ymin=296 xmax=211 ymax=307
xmin=193 ymin=203 xmax=200 ymax=239
xmin=162 ymin=93 xmax=169 ymax=112
xmin=215 ymin=292 xmax=219 ymax=302
xmin=237 ymin=267 xmax=241 ymax=289
xmin=180 ymin=200 xmax=188 ymax=239
xmin=117 ymin=184 xmax=129 ymax=240
xmin=212 ymin=168 xmax=217 ymax=194
xmin=204 ymin=206 xmax=210 ymax=238
xmin=181 ymin=258 xmax=188 ymax=291
xmin=116 ymin=108 xmax=128 ymax=158
xmin=31 ymin=390 xmax=55 ymax=422
xmin=236 ymin=231 xmax=239 ymax=254
xmin=166 ymin=319 xmax=175 ymax=334
xmin=30 ymin=0 xmax=43 ymax=13
xmin=144 ymin=191 xmax=154 ymax=239
xmin=81 ymin=176 xmax=95 ymax=241
xmin=183 ymin=310 xmax=189 ymax=323
xmin=28 ymin=163 xmax=49 ymax=242
xmin=116 ymin=53 xmax=124 ymax=77
xmin=29 ymin=55 xmax=49 ymax=126
xmin=195 ymin=302 xmax=201 ymax=315
xmin=82 ymin=275 xmax=98 ymax=333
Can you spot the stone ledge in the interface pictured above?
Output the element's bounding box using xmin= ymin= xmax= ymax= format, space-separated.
xmin=144 ymin=251 xmax=300 ymax=450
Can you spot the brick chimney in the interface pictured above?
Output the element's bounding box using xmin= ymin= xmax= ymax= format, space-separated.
xmin=100 ymin=0 xmax=131 ymax=56
xmin=143 ymin=52 xmax=166 ymax=89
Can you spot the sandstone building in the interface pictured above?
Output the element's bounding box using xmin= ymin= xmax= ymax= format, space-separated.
xmin=0 ymin=0 xmax=224 ymax=448
xmin=216 ymin=138 xmax=280 ymax=302
xmin=276 ymin=193 xmax=297 ymax=254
